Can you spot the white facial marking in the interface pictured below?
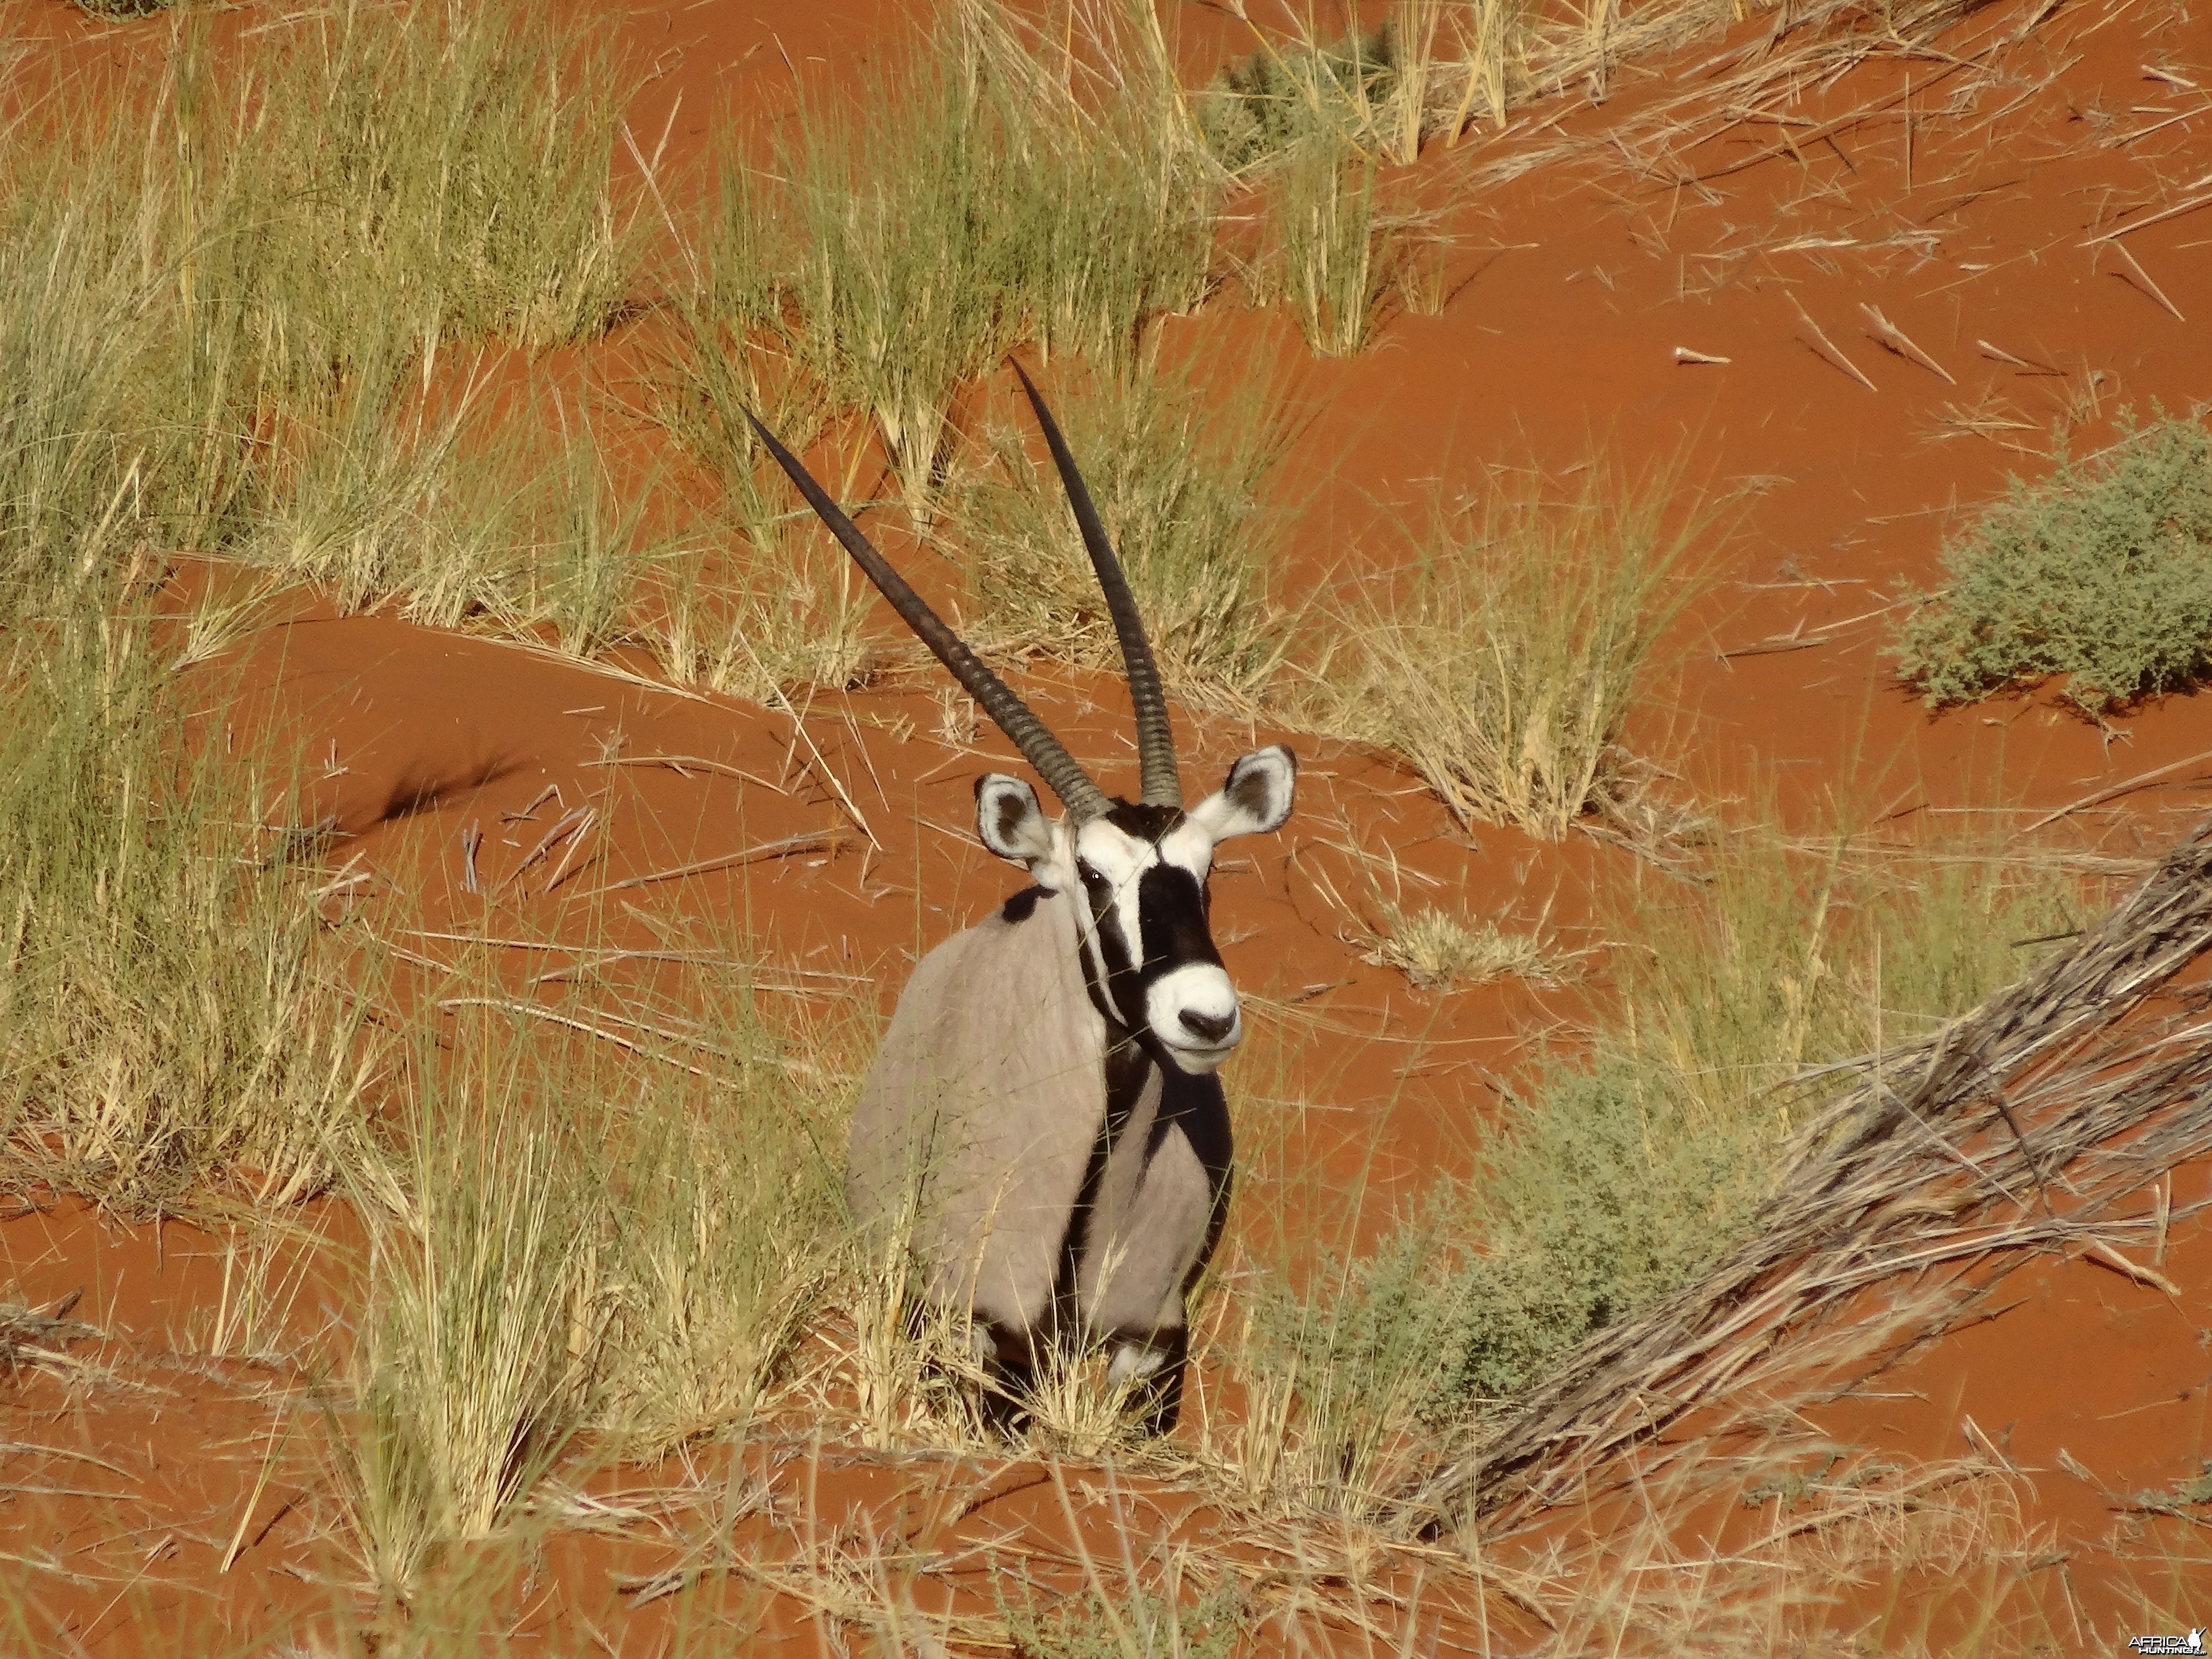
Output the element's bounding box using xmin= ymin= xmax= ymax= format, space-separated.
xmin=1071 ymin=814 xmax=1249 ymax=1070
xmin=1147 ymin=962 xmax=1241 ymax=1073
xmin=1072 ymin=819 xmax=1148 ymax=984
xmin=1157 ymin=818 xmax=1215 ymax=880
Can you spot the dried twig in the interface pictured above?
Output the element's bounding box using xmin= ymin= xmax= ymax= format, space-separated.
xmin=1858 ymin=304 xmax=1956 ymax=383
xmin=1791 ymin=300 xmax=1879 ymax=391
xmin=2079 ymin=188 xmax=2212 ymax=244
xmin=566 ymin=830 xmax=844 ymax=902
xmin=2104 ymin=241 xmax=2186 ymax=320
xmin=0 ymin=1293 xmax=98 ymax=1378
xmin=1975 ymin=338 xmax=2060 ymax=373
xmin=582 ymin=754 xmax=789 ymax=795
xmin=497 ymin=805 xmax=594 ymax=896
xmin=2081 ymin=1239 xmax=2181 ymax=1297
xmin=2016 ymin=744 xmax=2212 ymax=834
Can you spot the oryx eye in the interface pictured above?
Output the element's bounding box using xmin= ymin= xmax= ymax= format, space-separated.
xmin=1079 ymin=866 xmax=1114 ymax=917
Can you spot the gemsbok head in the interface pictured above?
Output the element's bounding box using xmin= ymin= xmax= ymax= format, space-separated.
xmin=750 ymin=362 xmax=1296 ymax=1431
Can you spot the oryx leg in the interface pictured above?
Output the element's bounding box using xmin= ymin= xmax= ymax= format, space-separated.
xmin=1106 ymin=1327 xmax=1190 ymax=1435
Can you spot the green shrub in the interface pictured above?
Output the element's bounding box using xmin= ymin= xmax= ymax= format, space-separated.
xmin=1195 ymin=26 xmax=1398 ymax=173
xmin=1892 ymin=413 xmax=2212 ymax=711
xmin=1425 ymin=1055 xmax=1767 ymax=1403
xmin=1282 ymin=830 xmax=2087 ymax=1417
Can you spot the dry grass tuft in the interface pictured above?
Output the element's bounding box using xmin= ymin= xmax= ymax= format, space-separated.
xmin=1363 ymin=902 xmax=1579 ymax=989
xmin=0 ymin=605 xmax=380 ymax=1213
xmin=1295 ymin=459 xmax=1726 ymax=840
xmin=338 ymin=1040 xmax=606 ymax=1603
xmin=954 ymin=358 xmax=1299 ymax=710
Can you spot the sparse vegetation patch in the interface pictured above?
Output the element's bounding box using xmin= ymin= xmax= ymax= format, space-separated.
xmin=1242 ymin=829 xmax=2089 ymax=1459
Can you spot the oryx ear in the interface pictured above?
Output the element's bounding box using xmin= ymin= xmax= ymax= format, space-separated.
xmin=975 ymin=774 xmax=1054 ymax=864
xmin=1188 ymin=745 xmax=1296 ymax=842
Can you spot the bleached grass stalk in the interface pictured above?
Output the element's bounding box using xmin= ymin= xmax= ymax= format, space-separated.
xmin=1297 ymin=461 xmax=1724 ymax=839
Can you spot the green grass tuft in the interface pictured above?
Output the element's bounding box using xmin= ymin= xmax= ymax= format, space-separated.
xmin=715 ymin=3 xmax=1217 ymax=520
xmin=0 ymin=2 xmax=634 ymax=617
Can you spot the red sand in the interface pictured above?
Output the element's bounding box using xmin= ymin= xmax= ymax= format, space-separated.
xmin=5 ymin=0 xmax=2212 ymax=1649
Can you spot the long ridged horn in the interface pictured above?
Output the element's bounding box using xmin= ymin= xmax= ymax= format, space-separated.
xmin=746 ymin=411 xmax=1111 ymax=825
xmin=1008 ymin=359 xmax=1181 ymax=810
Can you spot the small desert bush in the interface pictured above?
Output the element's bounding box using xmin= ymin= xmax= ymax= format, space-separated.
xmin=1892 ymin=412 xmax=2212 ymax=711
xmin=1296 ymin=460 xmax=1723 ymax=839
xmin=0 ymin=603 xmax=375 ymax=1212
xmin=1199 ymin=19 xmax=1455 ymax=355
xmin=953 ymin=360 xmax=1295 ymax=709
xmin=1197 ymin=23 xmax=1400 ymax=173
xmin=1195 ymin=3 xmax=1519 ymax=172
xmin=66 ymin=0 xmax=175 ymax=17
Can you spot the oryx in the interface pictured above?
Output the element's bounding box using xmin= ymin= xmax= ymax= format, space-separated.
xmin=749 ymin=364 xmax=1294 ymax=1430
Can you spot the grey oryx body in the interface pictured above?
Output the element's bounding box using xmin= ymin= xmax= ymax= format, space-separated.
xmin=752 ymin=365 xmax=1294 ymax=1427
